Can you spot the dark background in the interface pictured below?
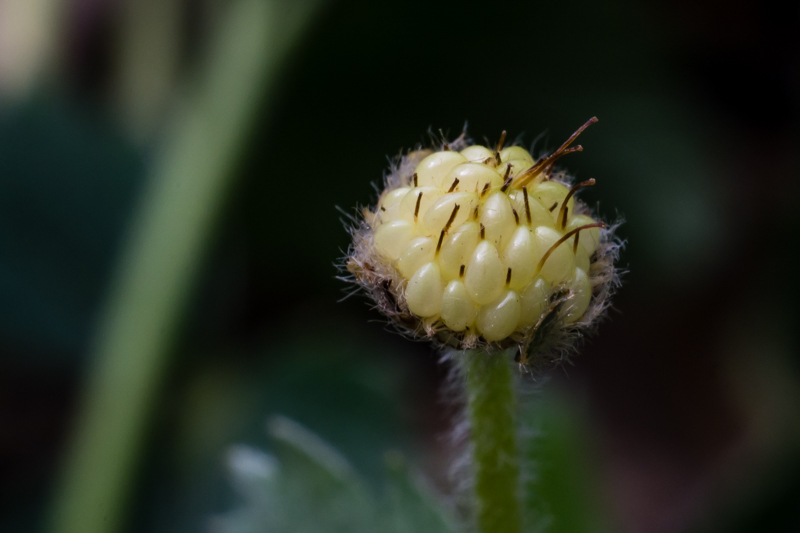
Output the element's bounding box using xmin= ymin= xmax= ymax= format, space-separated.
xmin=1 ymin=0 xmax=798 ymax=532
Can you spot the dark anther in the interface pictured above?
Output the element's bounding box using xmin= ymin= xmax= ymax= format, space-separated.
xmin=512 ymin=117 xmax=598 ymax=188
xmin=496 ymin=130 xmax=507 ymax=153
xmin=557 ymin=178 xmax=595 ymax=229
xmin=535 ymin=222 xmax=606 ymax=276
xmin=443 ymin=204 xmax=461 ymax=233
xmin=522 ymin=186 xmax=532 ymax=224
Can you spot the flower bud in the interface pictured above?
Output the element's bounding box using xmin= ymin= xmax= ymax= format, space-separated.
xmin=344 ymin=119 xmax=622 ymax=366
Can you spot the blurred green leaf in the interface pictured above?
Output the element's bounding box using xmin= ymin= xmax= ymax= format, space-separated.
xmin=382 ymin=450 xmax=458 ymax=533
xmin=520 ymin=389 xmax=611 ymax=533
xmin=213 ymin=416 xmax=456 ymax=533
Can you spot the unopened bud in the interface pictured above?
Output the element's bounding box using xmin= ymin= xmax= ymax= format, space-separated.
xmin=344 ymin=119 xmax=622 ymax=366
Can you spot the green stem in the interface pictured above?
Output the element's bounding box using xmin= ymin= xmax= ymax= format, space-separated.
xmin=463 ymin=348 xmax=522 ymax=533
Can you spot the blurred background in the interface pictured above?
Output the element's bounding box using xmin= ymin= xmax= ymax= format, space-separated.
xmin=1 ymin=0 xmax=798 ymax=532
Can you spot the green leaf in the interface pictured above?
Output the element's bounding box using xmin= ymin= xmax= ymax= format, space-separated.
xmin=214 ymin=417 xmax=457 ymax=533
xmin=383 ymin=450 xmax=458 ymax=533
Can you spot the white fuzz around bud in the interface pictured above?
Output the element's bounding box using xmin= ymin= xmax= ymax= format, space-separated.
xmin=343 ymin=119 xmax=622 ymax=368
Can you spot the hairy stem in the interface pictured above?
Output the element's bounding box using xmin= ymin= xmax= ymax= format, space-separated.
xmin=463 ymin=348 xmax=522 ymax=533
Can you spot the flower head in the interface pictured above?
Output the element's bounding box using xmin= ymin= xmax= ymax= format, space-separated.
xmin=344 ymin=119 xmax=622 ymax=368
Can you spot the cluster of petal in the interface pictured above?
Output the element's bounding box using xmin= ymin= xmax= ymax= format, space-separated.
xmin=345 ymin=124 xmax=621 ymax=363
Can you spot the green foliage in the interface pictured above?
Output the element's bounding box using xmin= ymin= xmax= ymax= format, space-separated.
xmin=520 ymin=392 xmax=610 ymax=533
xmin=213 ymin=416 xmax=457 ymax=533
xmin=47 ymin=2 xmax=326 ymax=533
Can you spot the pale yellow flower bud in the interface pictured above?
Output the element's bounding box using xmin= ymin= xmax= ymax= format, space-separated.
xmin=345 ymin=118 xmax=622 ymax=365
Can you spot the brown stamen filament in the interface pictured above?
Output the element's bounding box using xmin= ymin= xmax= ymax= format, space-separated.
xmin=573 ymin=231 xmax=581 ymax=254
xmin=496 ymin=130 xmax=507 ymax=153
xmin=548 ymin=202 xmax=558 ymax=212
xmin=412 ymin=172 xmax=418 ymax=187
xmin=542 ymin=145 xmax=583 ymax=176
xmin=506 ymin=267 xmax=512 ymax=285
xmin=436 ymin=230 xmax=445 ymax=253
xmin=459 ymin=264 xmax=465 ymax=278
xmin=480 ymin=182 xmax=490 ymax=197
xmin=512 ymin=117 xmax=598 ymax=188
xmin=501 ymin=174 xmax=513 ymax=192
xmin=443 ymin=204 xmax=461 ymax=234
xmin=557 ymin=178 xmax=596 ymax=229
xmin=553 ymin=117 xmax=598 ymax=156
xmin=447 ymin=178 xmax=460 ymax=193
xmin=542 ymin=145 xmax=584 ymax=179
xmin=514 ymin=146 xmax=584 ymax=187
xmin=512 ymin=208 xmax=519 ymax=225
xmin=494 ymin=132 xmax=506 ymax=166
xmin=522 ymin=186 xmax=532 ymax=225
xmin=480 ymin=223 xmax=486 ymax=240
xmin=534 ymin=222 xmax=606 ymax=276
xmin=414 ymin=192 xmax=423 ymax=219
